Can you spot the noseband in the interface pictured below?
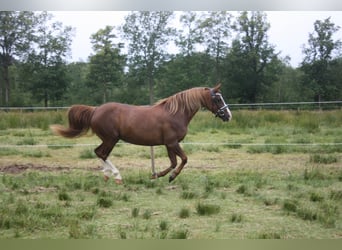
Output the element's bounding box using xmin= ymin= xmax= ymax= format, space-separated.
xmin=210 ymin=90 xmax=230 ymax=119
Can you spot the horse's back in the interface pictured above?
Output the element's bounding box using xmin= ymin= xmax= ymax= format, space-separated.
xmin=90 ymin=102 xmax=185 ymax=146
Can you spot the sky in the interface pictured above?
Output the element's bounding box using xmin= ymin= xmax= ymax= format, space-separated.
xmin=50 ymin=11 xmax=342 ymax=68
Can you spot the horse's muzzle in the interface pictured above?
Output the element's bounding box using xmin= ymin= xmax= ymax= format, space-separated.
xmin=215 ymin=105 xmax=232 ymax=122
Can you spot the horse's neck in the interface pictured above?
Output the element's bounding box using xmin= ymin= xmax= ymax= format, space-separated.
xmin=180 ymin=107 xmax=201 ymax=126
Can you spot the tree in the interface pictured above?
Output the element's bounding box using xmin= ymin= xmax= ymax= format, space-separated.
xmin=20 ymin=12 xmax=74 ymax=107
xmin=264 ymin=59 xmax=304 ymax=102
xmin=121 ymin=11 xmax=175 ymax=104
xmin=327 ymin=57 xmax=342 ymax=100
xmin=0 ymin=11 xmax=36 ymax=106
xmin=64 ymin=62 xmax=90 ymax=104
xmin=87 ymin=26 xmax=125 ymax=104
xmin=198 ymin=11 xmax=232 ymax=81
xmin=176 ymin=11 xmax=202 ymax=57
xmin=156 ymin=52 xmax=215 ymax=98
xmin=301 ymin=17 xmax=341 ymax=102
xmin=224 ymin=11 xmax=280 ymax=103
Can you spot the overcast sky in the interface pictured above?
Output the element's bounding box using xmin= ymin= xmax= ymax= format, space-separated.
xmin=50 ymin=11 xmax=342 ymax=68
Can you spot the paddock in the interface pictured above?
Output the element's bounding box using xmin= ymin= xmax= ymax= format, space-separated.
xmin=0 ymin=110 xmax=341 ymax=238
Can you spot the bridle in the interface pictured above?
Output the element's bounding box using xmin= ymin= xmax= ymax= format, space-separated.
xmin=210 ymin=89 xmax=231 ymax=120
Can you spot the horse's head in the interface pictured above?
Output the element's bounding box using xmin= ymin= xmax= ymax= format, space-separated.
xmin=207 ymin=84 xmax=232 ymax=122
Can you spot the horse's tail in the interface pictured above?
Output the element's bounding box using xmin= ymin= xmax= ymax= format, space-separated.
xmin=50 ymin=105 xmax=96 ymax=138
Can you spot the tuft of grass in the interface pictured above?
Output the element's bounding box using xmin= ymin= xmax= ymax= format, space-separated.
xmin=179 ymin=208 xmax=190 ymax=218
xmin=196 ymin=202 xmax=220 ymax=216
xmin=58 ymin=191 xmax=71 ymax=201
xmin=131 ymin=207 xmax=140 ymax=218
xmin=303 ymin=168 xmax=326 ymax=181
xmin=142 ymin=209 xmax=152 ymax=220
xmin=180 ymin=191 xmax=197 ymax=199
xmin=282 ymin=199 xmax=298 ymax=213
xmin=310 ymin=154 xmax=338 ymax=164
xmin=97 ymin=197 xmax=112 ymax=208
xmin=17 ymin=137 xmax=37 ymax=146
xmin=258 ymin=232 xmax=281 ymax=239
xmin=169 ymin=229 xmax=189 ymax=239
xmin=330 ymin=190 xmax=342 ymax=200
xmin=159 ymin=220 xmax=169 ymax=231
xmin=236 ymin=184 xmax=253 ymax=196
xmin=79 ymin=148 xmax=97 ymax=159
xmin=297 ymin=206 xmax=318 ymax=221
xmin=69 ymin=220 xmax=81 ymax=239
xmin=230 ymin=213 xmax=243 ymax=223
xmin=310 ymin=192 xmax=324 ymax=202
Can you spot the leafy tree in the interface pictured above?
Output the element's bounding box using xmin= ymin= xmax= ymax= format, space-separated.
xmin=264 ymin=58 xmax=304 ymax=102
xmin=327 ymin=57 xmax=342 ymax=100
xmin=20 ymin=12 xmax=74 ymax=107
xmin=121 ymin=11 xmax=175 ymax=104
xmin=224 ymin=11 xmax=280 ymax=103
xmin=86 ymin=26 xmax=125 ymax=104
xmin=176 ymin=11 xmax=202 ymax=56
xmin=65 ymin=62 xmax=90 ymax=104
xmin=198 ymin=11 xmax=232 ymax=81
xmin=0 ymin=11 xmax=36 ymax=106
xmin=300 ymin=17 xmax=341 ymax=102
xmin=156 ymin=52 xmax=215 ymax=98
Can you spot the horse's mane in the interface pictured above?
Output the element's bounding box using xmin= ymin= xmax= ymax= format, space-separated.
xmin=155 ymin=87 xmax=208 ymax=115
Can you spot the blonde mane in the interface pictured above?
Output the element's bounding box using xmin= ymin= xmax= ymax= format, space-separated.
xmin=155 ymin=87 xmax=208 ymax=115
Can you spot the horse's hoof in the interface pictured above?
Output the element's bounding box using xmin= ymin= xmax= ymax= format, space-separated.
xmin=103 ymin=175 xmax=109 ymax=182
xmin=169 ymin=175 xmax=175 ymax=183
xmin=151 ymin=173 xmax=158 ymax=179
xmin=115 ymin=178 xmax=123 ymax=185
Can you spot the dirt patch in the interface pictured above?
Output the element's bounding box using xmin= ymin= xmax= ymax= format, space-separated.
xmin=0 ymin=163 xmax=70 ymax=174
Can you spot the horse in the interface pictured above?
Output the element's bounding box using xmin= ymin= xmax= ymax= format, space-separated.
xmin=50 ymin=83 xmax=232 ymax=184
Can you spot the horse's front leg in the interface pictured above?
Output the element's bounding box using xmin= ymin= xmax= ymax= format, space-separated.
xmin=151 ymin=144 xmax=187 ymax=182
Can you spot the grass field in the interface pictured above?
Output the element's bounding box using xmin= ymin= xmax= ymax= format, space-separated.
xmin=0 ymin=109 xmax=341 ymax=239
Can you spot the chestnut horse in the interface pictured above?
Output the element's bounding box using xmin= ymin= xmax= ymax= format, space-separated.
xmin=51 ymin=84 xmax=232 ymax=183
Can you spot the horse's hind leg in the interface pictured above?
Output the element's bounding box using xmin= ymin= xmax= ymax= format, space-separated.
xmin=94 ymin=139 xmax=122 ymax=184
xmin=168 ymin=143 xmax=187 ymax=182
xmin=101 ymin=159 xmax=122 ymax=184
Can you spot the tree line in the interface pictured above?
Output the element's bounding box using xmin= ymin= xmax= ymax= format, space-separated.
xmin=0 ymin=11 xmax=341 ymax=107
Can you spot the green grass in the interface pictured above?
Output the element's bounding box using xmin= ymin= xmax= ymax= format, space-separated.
xmin=0 ymin=110 xmax=341 ymax=238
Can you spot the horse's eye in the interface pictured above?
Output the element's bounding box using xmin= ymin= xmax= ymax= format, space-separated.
xmin=215 ymin=98 xmax=222 ymax=104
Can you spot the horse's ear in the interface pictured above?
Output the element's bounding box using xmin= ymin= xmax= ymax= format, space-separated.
xmin=212 ymin=83 xmax=222 ymax=92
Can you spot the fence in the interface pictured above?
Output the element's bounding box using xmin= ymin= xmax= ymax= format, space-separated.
xmin=0 ymin=100 xmax=342 ymax=111
xmin=0 ymin=101 xmax=341 ymax=153
xmin=229 ymin=101 xmax=342 ymax=110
